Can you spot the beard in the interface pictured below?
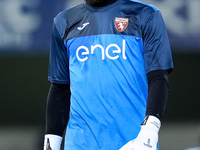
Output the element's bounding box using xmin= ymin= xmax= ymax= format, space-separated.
xmin=84 ymin=0 xmax=108 ymax=6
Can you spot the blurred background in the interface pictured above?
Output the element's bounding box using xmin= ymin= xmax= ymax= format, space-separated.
xmin=0 ymin=0 xmax=200 ymax=149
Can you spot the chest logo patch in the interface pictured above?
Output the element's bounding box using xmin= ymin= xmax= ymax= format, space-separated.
xmin=115 ymin=17 xmax=129 ymax=32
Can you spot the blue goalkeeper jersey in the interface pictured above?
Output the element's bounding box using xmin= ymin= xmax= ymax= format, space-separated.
xmin=48 ymin=0 xmax=173 ymax=149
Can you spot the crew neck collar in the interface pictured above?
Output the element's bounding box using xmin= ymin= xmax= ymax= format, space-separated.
xmin=84 ymin=0 xmax=123 ymax=11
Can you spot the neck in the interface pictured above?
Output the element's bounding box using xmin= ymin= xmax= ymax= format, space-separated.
xmin=86 ymin=0 xmax=118 ymax=7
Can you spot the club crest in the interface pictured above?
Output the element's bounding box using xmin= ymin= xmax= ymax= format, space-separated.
xmin=115 ymin=17 xmax=129 ymax=32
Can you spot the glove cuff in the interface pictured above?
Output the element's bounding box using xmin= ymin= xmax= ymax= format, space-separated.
xmin=141 ymin=115 xmax=161 ymax=133
xmin=44 ymin=134 xmax=62 ymax=150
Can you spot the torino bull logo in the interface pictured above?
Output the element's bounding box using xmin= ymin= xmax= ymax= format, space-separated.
xmin=115 ymin=17 xmax=129 ymax=32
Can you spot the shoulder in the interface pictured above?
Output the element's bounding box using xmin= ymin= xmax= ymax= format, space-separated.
xmin=124 ymin=0 xmax=158 ymax=11
xmin=53 ymin=3 xmax=86 ymax=38
xmin=54 ymin=3 xmax=85 ymax=22
xmin=122 ymin=0 xmax=159 ymax=16
xmin=122 ymin=0 xmax=162 ymax=27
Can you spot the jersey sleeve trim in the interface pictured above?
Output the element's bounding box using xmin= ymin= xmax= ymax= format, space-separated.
xmin=146 ymin=66 xmax=173 ymax=74
xmin=48 ymin=77 xmax=70 ymax=84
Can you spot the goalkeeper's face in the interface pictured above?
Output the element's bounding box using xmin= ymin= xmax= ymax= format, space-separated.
xmin=84 ymin=0 xmax=107 ymax=6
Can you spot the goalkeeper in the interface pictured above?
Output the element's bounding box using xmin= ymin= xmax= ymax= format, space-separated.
xmin=43 ymin=0 xmax=173 ymax=149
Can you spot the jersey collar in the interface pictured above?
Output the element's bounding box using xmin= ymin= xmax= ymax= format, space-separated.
xmin=84 ymin=0 xmax=123 ymax=11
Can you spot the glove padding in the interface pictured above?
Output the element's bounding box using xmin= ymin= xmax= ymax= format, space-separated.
xmin=120 ymin=115 xmax=161 ymax=150
xmin=43 ymin=134 xmax=62 ymax=150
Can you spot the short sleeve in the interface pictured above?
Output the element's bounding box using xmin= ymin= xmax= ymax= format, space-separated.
xmin=48 ymin=21 xmax=70 ymax=84
xmin=142 ymin=10 xmax=173 ymax=74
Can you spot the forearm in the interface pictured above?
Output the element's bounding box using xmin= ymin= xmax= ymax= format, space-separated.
xmin=146 ymin=70 xmax=169 ymax=121
xmin=45 ymin=83 xmax=71 ymax=136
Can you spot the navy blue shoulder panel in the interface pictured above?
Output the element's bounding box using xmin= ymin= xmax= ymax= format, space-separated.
xmin=53 ymin=0 xmax=159 ymax=41
xmin=54 ymin=3 xmax=87 ymax=39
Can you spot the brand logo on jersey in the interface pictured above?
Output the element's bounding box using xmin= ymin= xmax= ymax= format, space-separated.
xmin=76 ymin=39 xmax=127 ymax=62
xmin=77 ymin=22 xmax=90 ymax=30
xmin=115 ymin=17 xmax=129 ymax=32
